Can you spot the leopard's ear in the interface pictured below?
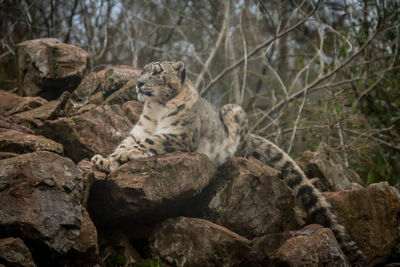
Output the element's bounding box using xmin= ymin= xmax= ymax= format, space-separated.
xmin=172 ymin=61 xmax=186 ymax=84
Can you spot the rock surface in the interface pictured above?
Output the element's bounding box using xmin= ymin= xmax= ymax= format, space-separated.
xmin=39 ymin=104 xmax=132 ymax=162
xmin=296 ymin=143 xmax=357 ymax=191
xmin=0 ymin=128 xmax=63 ymax=155
xmin=66 ymin=208 xmax=99 ymax=266
xmin=0 ymin=237 xmax=36 ymax=267
xmin=64 ymin=66 xmax=140 ymax=115
xmin=0 ymin=90 xmax=47 ymax=116
xmin=16 ymin=38 xmax=89 ymax=99
xmin=272 ymin=224 xmax=348 ymax=266
xmin=11 ymin=92 xmax=69 ymax=129
xmin=0 ymin=151 xmax=84 ymax=263
xmin=149 ymin=217 xmax=260 ymax=267
xmin=122 ymin=100 xmax=144 ymax=125
xmin=325 ymin=182 xmax=400 ymax=266
xmin=88 ymin=152 xmax=216 ymax=226
xmin=196 ymin=157 xmax=300 ymax=238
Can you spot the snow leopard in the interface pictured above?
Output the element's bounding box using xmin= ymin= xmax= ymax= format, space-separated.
xmin=91 ymin=61 xmax=367 ymax=266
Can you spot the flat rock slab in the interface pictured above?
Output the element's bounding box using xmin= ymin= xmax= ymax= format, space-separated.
xmin=88 ymin=153 xmax=216 ymax=226
xmin=0 ymin=237 xmax=36 ymax=267
xmin=0 ymin=90 xmax=47 ymax=116
xmin=39 ymin=104 xmax=132 ymax=162
xmin=0 ymin=152 xmax=83 ymax=257
xmin=0 ymin=128 xmax=63 ymax=155
xmin=11 ymin=92 xmax=69 ymax=129
xmin=149 ymin=217 xmax=260 ymax=267
xmin=196 ymin=157 xmax=300 ymax=238
xmin=272 ymin=224 xmax=348 ymax=266
xmin=16 ymin=38 xmax=89 ymax=100
xmin=325 ymin=182 xmax=400 ymax=265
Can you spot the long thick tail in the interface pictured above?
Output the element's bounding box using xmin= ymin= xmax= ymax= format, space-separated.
xmin=247 ymin=133 xmax=367 ymax=266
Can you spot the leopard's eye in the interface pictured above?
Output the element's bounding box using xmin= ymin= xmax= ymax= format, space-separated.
xmin=152 ymin=70 xmax=161 ymax=76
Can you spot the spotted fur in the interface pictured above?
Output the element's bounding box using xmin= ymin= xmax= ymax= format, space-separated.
xmin=92 ymin=61 xmax=367 ymax=266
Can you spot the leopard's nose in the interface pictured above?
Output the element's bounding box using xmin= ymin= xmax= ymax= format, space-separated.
xmin=137 ymin=81 xmax=144 ymax=89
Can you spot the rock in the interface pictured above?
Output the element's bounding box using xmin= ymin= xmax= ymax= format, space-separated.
xmin=0 ymin=128 xmax=63 ymax=155
xmin=296 ymin=143 xmax=357 ymax=191
xmin=0 ymin=237 xmax=36 ymax=267
xmin=0 ymin=90 xmax=47 ymax=116
xmin=103 ymin=77 xmax=139 ymax=105
xmin=272 ymin=224 xmax=348 ymax=266
xmin=16 ymin=38 xmax=89 ymax=100
xmin=195 ymin=157 xmax=300 ymax=238
xmin=88 ymin=152 xmax=216 ymax=227
xmin=122 ymin=100 xmax=143 ymax=124
xmin=0 ymin=152 xmax=18 ymax=159
xmin=149 ymin=217 xmax=260 ymax=267
xmin=99 ymin=234 xmax=142 ymax=267
xmin=64 ymin=66 xmax=140 ymax=116
xmin=0 ymin=151 xmax=83 ymax=263
xmin=38 ymin=104 xmax=132 ymax=162
xmin=325 ymin=182 xmax=400 ymax=265
xmin=0 ymin=115 xmax=33 ymax=134
xmin=11 ymin=91 xmax=70 ymax=129
xmin=77 ymin=159 xmax=106 ymax=207
xmin=66 ymin=208 xmax=99 ymax=267
xmin=100 ymin=66 xmax=140 ymax=99
xmin=64 ymin=72 xmax=102 ymax=115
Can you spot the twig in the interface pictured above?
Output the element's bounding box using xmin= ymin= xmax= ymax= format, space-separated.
xmin=200 ymin=0 xmax=322 ymax=96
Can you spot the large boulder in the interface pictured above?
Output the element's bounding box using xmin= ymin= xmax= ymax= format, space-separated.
xmin=0 ymin=152 xmax=87 ymax=264
xmin=88 ymin=152 xmax=216 ymax=227
xmin=0 ymin=237 xmax=36 ymax=267
xmin=16 ymin=38 xmax=89 ymax=100
xmin=38 ymin=104 xmax=132 ymax=162
xmin=195 ymin=157 xmax=300 ymax=238
xmin=296 ymin=143 xmax=361 ymax=191
xmin=271 ymin=224 xmax=348 ymax=266
xmin=64 ymin=66 xmax=140 ymax=115
xmin=0 ymin=128 xmax=63 ymax=155
xmin=65 ymin=208 xmax=99 ymax=267
xmin=149 ymin=217 xmax=260 ymax=267
xmin=325 ymin=182 xmax=400 ymax=265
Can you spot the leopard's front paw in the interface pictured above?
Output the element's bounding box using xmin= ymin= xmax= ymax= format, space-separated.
xmin=91 ymin=154 xmax=120 ymax=173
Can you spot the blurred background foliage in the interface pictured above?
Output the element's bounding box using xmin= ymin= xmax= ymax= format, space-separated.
xmin=0 ymin=0 xmax=399 ymax=187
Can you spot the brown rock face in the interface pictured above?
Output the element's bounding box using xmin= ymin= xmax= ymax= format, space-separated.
xmin=77 ymin=159 xmax=106 ymax=207
xmin=197 ymin=157 xmax=300 ymax=238
xmin=296 ymin=143 xmax=357 ymax=191
xmin=272 ymin=224 xmax=348 ymax=266
xmin=38 ymin=104 xmax=132 ymax=162
xmin=325 ymin=182 xmax=400 ymax=265
xmin=149 ymin=217 xmax=260 ymax=267
xmin=0 ymin=152 xmax=83 ymax=261
xmin=122 ymin=100 xmax=143 ymax=124
xmin=67 ymin=208 xmax=99 ymax=266
xmin=11 ymin=92 xmax=70 ymax=129
xmin=0 ymin=90 xmax=47 ymax=116
xmin=0 ymin=128 xmax=63 ymax=155
xmin=100 ymin=66 xmax=141 ymax=99
xmin=16 ymin=38 xmax=89 ymax=100
xmin=64 ymin=66 xmax=140 ymax=115
xmin=88 ymin=153 xmax=216 ymax=226
xmin=0 ymin=237 xmax=36 ymax=267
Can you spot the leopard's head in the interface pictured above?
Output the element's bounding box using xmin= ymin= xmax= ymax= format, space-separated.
xmin=136 ymin=61 xmax=187 ymax=103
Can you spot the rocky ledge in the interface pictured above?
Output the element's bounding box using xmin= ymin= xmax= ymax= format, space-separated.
xmin=1 ymin=38 xmax=400 ymax=266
